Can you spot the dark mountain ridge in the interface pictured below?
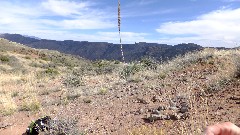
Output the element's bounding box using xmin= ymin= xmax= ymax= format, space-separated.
xmin=0 ymin=33 xmax=204 ymax=62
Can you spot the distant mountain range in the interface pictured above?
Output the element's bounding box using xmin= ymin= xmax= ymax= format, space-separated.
xmin=0 ymin=33 xmax=205 ymax=62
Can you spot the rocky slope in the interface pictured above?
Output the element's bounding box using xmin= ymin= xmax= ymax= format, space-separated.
xmin=0 ymin=38 xmax=239 ymax=135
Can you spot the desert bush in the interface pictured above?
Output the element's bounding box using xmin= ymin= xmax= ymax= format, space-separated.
xmin=45 ymin=68 xmax=59 ymax=75
xmin=41 ymin=62 xmax=57 ymax=69
xmin=39 ymin=53 xmax=50 ymax=61
xmin=24 ymin=56 xmax=31 ymax=59
xmin=46 ymin=52 xmax=86 ymax=68
xmin=93 ymin=60 xmax=116 ymax=74
xmin=158 ymin=72 xmax=167 ymax=79
xmin=45 ymin=117 xmax=83 ymax=135
xmin=77 ymin=65 xmax=95 ymax=75
xmin=232 ymin=54 xmax=240 ymax=78
xmin=41 ymin=57 xmax=50 ymax=61
xmin=120 ymin=63 xmax=142 ymax=79
xmin=202 ymin=50 xmax=240 ymax=93
xmin=0 ymin=54 xmax=26 ymax=73
xmin=1 ymin=55 xmax=23 ymax=67
xmin=114 ymin=60 xmax=120 ymax=64
xmin=0 ymin=95 xmax=17 ymax=116
xmin=11 ymin=91 xmax=19 ymax=97
xmin=36 ymin=68 xmax=59 ymax=79
xmin=19 ymin=98 xmax=41 ymax=111
xmin=63 ymin=74 xmax=83 ymax=87
xmin=67 ymin=94 xmax=81 ymax=101
xmin=29 ymin=62 xmax=42 ymax=68
xmin=159 ymin=49 xmax=215 ymax=73
xmin=140 ymin=57 xmax=158 ymax=70
xmin=10 ymin=67 xmax=28 ymax=74
xmin=0 ymin=55 xmax=10 ymax=62
xmin=98 ymin=88 xmax=108 ymax=95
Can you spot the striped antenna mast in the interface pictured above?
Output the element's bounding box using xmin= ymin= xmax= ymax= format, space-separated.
xmin=118 ymin=0 xmax=125 ymax=62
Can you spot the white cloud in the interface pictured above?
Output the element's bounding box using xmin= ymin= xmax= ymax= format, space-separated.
xmin=0 ymin=0 xmax=151 ymax=44
xmin=40 ymin=0 xmax=115 ymax=29
xmin=41 ymin=0 xmax=89 ymax=16
xmin=39 ymin=18 xmax=114 ymax=29
xmin=156 ymin=8 xmax=240 ymax=47
xmin=0 ymin=0 xmax=115 ymax=33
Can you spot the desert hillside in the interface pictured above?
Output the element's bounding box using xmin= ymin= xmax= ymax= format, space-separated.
xmin=0 ymin=33 xmax=203 ymax=62
xmin=0 ymin=38 xmax=239 ymax=135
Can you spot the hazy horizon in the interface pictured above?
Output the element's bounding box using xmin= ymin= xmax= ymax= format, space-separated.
xmin=0 ymin=0 xmax=240 ymax=47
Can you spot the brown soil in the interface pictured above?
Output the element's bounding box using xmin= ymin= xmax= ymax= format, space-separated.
xmin=1 ymin=60 xmax=240 ymax=135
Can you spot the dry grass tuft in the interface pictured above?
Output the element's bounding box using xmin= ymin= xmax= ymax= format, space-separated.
xmin=0 ymin=94 xmax=17 ymax=116
xmin=19 ymin=96 xmax=41 ymax=111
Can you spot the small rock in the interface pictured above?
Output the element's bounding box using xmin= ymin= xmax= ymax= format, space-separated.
xmin=169 ymin=106 xmax=178 ymax=111
xmin=136 ymin=97 xmax=150 ymax=104
xmin=152 ymin=109 xmax=161 ymax=115
xmin=147 ymin=114 xmax=166 ymax=122
xmin=162 ymin=115 xmax=170 ymax=120
xmin=169 ymin=113 xmax=181 ymax=120
xmin=157 ymin=106 xmax=167 ymax=111
xmin=38 ymin=84 xmax=45 ymax=87
xmin=180 ymin=106 xmax=188 ymax=113
xmin=179 ymin=101 xmax=188 ymax=108
xmin=134 ymin=108 xmax=144 ymax=115
xmin=139 ymin=108 xmax=144 ymax=114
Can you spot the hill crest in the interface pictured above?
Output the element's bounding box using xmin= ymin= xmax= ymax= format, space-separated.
xmin=0 ymin=33 xmax=204 ymax=62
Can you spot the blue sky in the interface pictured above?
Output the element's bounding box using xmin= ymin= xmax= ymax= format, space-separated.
xmin=0 ymin=0 xmax=240 ymax=47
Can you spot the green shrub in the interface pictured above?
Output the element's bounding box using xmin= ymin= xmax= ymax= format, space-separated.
xmin=36 ymin=68 xmax=59 ymax=79
xmin=45 ymin=68 xmax=59 ymax=75
xmin=98 ymin=88 xmax=108 ymax=95
xmin=11 ymin=92 xmax=19 ymax=97
xmin=20 ymin=100 xmax=41 ymax=111
xmin=41 ymin=57 xmax=49 ymax=61
xmin=24 ymin=56 xmax=31 ymax=59
xmin=233 ymin=55 xmax=240 ymax=78
xmin=140 ymin=57 xmax=158 ymax=70
xmin=29 ymin=62 xmax=42 ymax=68
xmin=63 ymin=75 xmax=83 ymax=87
xmin=114 ymin=60 xmax=120 ymax=64
xmin=67 ymin=93 xmax=81 ymax=100
xmin=0 ymin=55 xmax=23 ymax=69
xmin=0 ymin=55 xmax=10 ymax=62
xmin=158 ymin=72 xmax=167 ymax=79
xmin=120 ymin=63 xmax=142 ymax=79
xmin=93 ymin=60 xmax=116 ymax=74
